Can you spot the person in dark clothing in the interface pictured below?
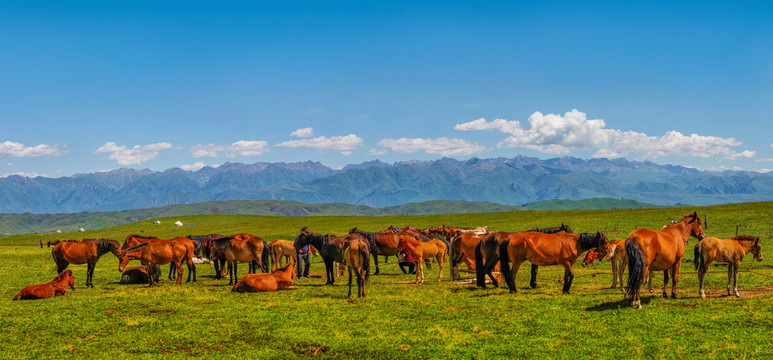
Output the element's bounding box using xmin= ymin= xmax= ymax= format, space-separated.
xmin=398 ymin=249 xmax=415 ymax=275
xmin=294 ymin=235 xmax=310 ymax=278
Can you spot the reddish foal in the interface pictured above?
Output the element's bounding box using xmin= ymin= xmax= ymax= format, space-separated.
xmin=13 ymin=270 xmax=76 ymax=300
xmin=231 ymin=263 xmax=298 ymax=293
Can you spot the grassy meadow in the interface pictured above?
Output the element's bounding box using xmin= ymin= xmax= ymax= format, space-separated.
xmin=1 ymin=202 xmax=773 ymax=359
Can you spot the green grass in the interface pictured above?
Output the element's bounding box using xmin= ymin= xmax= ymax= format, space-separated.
xmin=1 ymin=202 xmax=773 ymax=358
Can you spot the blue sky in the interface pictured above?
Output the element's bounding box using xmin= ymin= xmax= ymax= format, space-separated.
xmin=1 ymin=1 xmax=771 ymax=177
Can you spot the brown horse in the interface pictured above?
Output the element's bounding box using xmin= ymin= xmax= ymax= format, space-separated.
xmin=13 ymin=270 xmax=76 ymax=300
xmin=499 ymin=231 xmax=610 ymax=294
xmin=231 ymin=263 xmax=298 ymax=293
xmin=119 ymin=265 xmax=158 ymax=284
xmin=211 ymin=235 xmax=270 ymax=285
xmin=626 ymin=212 xmax=705 ymax=308
xmin=449 ymin=232 xmax=486 ymax=280
xmin=694 ymin=235 xmax=763 ymax=300
xmin=52 ymin=238 xmax=121 ymax=288
xmin=122 ymin=235 xmax=198 ymax=282
xmin=269 ymin=239 xmax=298 ymax=271
xmin=585 ymin=239 xmax=654 ymax=292
xmin=118 ymin=242 xmax=189 ymax=286
xmin=297 ymin=227 xmax=367 ymax=285
xmin=397 ymin=234 xmax=447 ymax=283
xmin=343 ymin=237 xmax=370 ymax=298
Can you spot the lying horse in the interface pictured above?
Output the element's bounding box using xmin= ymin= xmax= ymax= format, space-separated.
xmin=499 ymin=231 xmax=610 ymax=294
xmin=398 ymin=234 xmax=447 ymax=283
xmin=694 ymin=235 xmax=763 ymax=300
xmin=626 ymin=212 xmax=705 ymax=308
xmin=297 ymin=227 xmax=367 ymax=285
xmin=118 ymin=242 xmax=189 ymax=286
xmin=343 ymin=237 xmax=370 ymax=298
xmin=13 ymin=270 xmax=76 ymax=300
xmin=119 ymin=265 xmax=160 ymax=284
xmin=231 ymin=263 xmax=298 ymax=293
xmin=52 ymin=238 xmax=121 ymax=288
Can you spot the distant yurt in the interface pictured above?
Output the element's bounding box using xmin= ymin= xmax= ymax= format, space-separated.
xmin=174 ymin=221 xmax=183 ymax=227
xmin=79 ymin=227 xmax=85 ymax=232
xmin=154 ymin=220 xmax=161 ymax=224
xmin=56 ymin=229 xmax=62 ymax=233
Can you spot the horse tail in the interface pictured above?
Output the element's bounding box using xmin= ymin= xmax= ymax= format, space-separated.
xmin=498 ymin=239 xmax=512 ymax=290
xmin=693 ymin=241 xmax=703 ymax=272
xmin=261 ymin=240 xmax=270 ymax=273
xmin=475 ymin=238 xmax=486 ymax=287
xmin=360 ymin=244 xmax=371 ymax=281
xmin=625 ymin=237 xmax=645 ymax=300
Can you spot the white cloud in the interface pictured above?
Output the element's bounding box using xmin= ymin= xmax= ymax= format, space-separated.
xmin=456 ymin=109 xmax=755 ymax=160
xmin=290 ymin=127 xmax=314 ymax=138
xmin=376 ymin=137 xmax=486 ymax=156
xmin=191 ymin=141 xmax=269 ymax=158
xmin=180 ymin=162 xmax=207 ymax=171
xmin=0 ymin=171 xmax=43 ymax=178
xmin=95 ymin=141 xmax=174 ymax=165
xmin=0 ymin=141 xmax=68 ymax=157
xmin=276 ymin=134 xmax=364 ymax=154
xmin=369 ymin=149 xmax=388 ymax=156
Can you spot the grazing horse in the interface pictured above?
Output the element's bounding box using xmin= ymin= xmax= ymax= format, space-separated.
xmin=626 ymin=212 xmax=706 ymax=309
xmin=210 ymin=236 xmax=270 ymax=285
xmin=122 ymin=235 xmax=199 ymax=282
xmin=694 ymin=235 xmax=763 ymax=300
xmin=397 ymin=234 xmax=447 ymax=283
xmin=296 ymin=227 xmax=367 ymax=285
xmin=13 ymin=269 xmax=76 ymax=300
xmin=499 ymin=231 xmax=610 ymax=294
xmin=269 ymin=239 xmax=298 ymax=271
xmin=475 ymin=225 xmax=575 ymax=289
xmin=231 ymin=264 xmax=298 ymax=293
xmin=118 ymin=242 xmax=189 ymax=286
xmin=590 ymin=239 xmax=655 ymax=292
xmin=343 ymin=237 xmax=370 ymax=298
xmin=119 ymin=265 xmax=159 ymax=284
xmin=52 ymin=238 xmax=121 ymax=288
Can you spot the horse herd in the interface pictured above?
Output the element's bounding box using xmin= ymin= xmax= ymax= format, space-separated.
xmin=12 ymin=212 xmax=765 ymax=309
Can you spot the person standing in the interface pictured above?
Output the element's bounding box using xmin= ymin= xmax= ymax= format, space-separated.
xmin=705 ymin=215 xmax=708 ymax=229
xmin=294 ymin=235 xmax=310 ymax=278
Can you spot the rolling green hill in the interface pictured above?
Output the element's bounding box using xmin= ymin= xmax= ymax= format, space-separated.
xmin=0 ymin=198 xmax=658 ymax=236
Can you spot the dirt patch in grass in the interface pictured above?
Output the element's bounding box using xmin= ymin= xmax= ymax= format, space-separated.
xmin=291 ymin=342 xmax=331 ymax=356
xmin=149 ymin=309 xmax=176 ymax=315
xmin=705 ymin=286 xmax=773 ymax=299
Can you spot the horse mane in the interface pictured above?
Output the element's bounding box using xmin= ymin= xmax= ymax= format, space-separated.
xmin=577 ymin=233 xmax=603 ymax=250
xmin=212 ymin=236 xmax=235 ymax=245
xmin=128 ymin=234 xmax=159 ymax=240
xmin=124 ymin=242 xmax=151 ymax=252
xmin=732 ymin=235 xmax=759 ymax=242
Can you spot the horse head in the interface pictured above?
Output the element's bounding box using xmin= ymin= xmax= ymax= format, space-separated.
xmin=600 ymin=243 xmax=618 ymax=262
xmin=752 ymin=237 xmax=764 ymax=262
xmin=348 ymin=227 xmax=358 ymax=234
xmin=595 ymin=231 xmax=612 ymax=258
xmin=683 ymin=212 xmax=706 ymax=240
xmin=57 ymin=269 xmax=76 ymax=290
xmin=561 ymin=223 xmax=574 ymax=234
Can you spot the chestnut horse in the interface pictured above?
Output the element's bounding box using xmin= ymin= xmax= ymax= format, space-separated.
xmin=118 ymin=242 xmax=189 ymax=286
xmin=231 ymin=263 xmax=298 ymax=293
xmin=269 ymin=239 xmax=298 ymax=271
xmin=211 ymin=235 xmax=270 ymax=285
xmin=694 ymin=235 xmax=763 ymax=300
xmin=123 ymin=235 xmax=199 ymax=282
xmin=499 ymin=231 xmax=610 ymax=294
xmin=590 ymin=239 xmax=654 ymax=292
xmin=343 ymin=237 xmax=370 ymax=298
xmin=296 ymin=227 xmax=367 ymax=285
xmin=449 ymin=232 xmax=486 ymax=280
xmin=13 ymin=269 xmax=76 ymax=300
xmin=52 ymin=238 xmax=121 ymax=288
xmin=349 ymin=227 xmax=397 ymax=274
xmin=397 ymin=234 xmax=447 ymax=283
xmin=626 ymin=212 xmax=705 ymax=308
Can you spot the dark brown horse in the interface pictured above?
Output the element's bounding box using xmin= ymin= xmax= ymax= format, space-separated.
xmin=297 ymin=227 xmax=367 ymax=285
xmin=52 ymin=238 xmax=121 ymax=288
xmin=626 ymin=212 xmax=705 ymax=308
xmin=499 ymin=231 xmax=610 ymax=294
xmin=694 ymin=235 xmax=763 ymax=300
xmin=13 ymin=270 xmax=76 ymax=300
xmin=118 ymin=242 xmax=189 ymax=286
xmin=119 ymin=265 xmax=158 ymax=284
xmin=349 ymin=227 xmax=399 ymax=274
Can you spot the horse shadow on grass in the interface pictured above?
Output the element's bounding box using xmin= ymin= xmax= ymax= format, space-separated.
xmin=585 ymin=296 xmax=653 ymax=311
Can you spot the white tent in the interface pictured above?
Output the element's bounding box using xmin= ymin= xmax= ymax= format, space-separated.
xmin=154 ymin=220 xmax=161 ymax=224
xmin=78 ymin=228 xmax=85 ymax=232
xmin=174 ymin=221 xmax=183 ymax=227
xmin=55 ymin=229 xmax=62 ymax=233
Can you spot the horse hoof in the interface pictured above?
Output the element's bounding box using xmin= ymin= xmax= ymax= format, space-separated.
xmin=562 ymin=291 xmax=570 ymax=295
xmin=663 ymin=293 xmax=668 ymax=299
xmin=671 ymin=294 xmax=677 ymax=299
xmin=735 ymin=293 xmax=741 ymax=298
xmin=509 ymin=289 xmax=517 ymax=294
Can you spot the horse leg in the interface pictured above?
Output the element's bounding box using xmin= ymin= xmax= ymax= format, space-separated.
xmin=347 ymin=266 xmax=353 ymax=298
xmin=415 ymin=260 xmax=422 ymax=284
xmin=530 ymin=264 xmax=539 ymax=289
xmin=662 ymin=269 xmax=670 ymax=298
xmin=229 ymin=261 xmax=236 ymax=286
xmin=733 ymin=263 xmax=741 ymax=298
xmin=647 ymin=271 xmax=654 ymax=293
xmin=176 ymin=260 xmax=184 ymax=285
xmin=610 ymin=258 xmax=618 ymax=288
xmin=187 ymin=258 xmax=195 ymax=282
xmin=324 ymin=258 xmax=334 ymax=285
xmin=168 ymin=263 xmax=175 ymax=280
xmin=671 ymin=260 xmax=681 ymax=299
xmin=372 ymin=252 xmax=380 ymax=275
xmin=509 ymin=259 xmax=522 ymax=294
xmin=698 ymin=267 xmax=707 ymax=300
xmin=436 ymin=254 xmax=443 ymax=282
xmin=562 ymin=263 xmax=574 ymax=294
xmin=726 ymin=263 xmax=733 ymax=296
xmin=87 ymin=262 xmax=94 ymax=288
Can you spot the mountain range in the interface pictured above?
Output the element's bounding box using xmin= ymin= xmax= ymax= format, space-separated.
xmin=1 ymin=156 xmax=771 ymax=214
